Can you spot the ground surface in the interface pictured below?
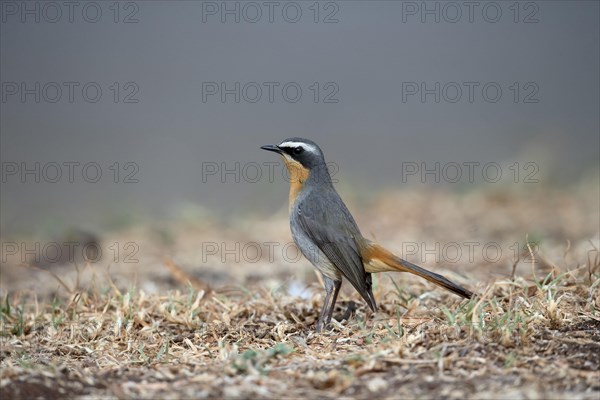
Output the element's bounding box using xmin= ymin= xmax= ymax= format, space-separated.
xmin=1 ymin=184 xmax=599 ymax=399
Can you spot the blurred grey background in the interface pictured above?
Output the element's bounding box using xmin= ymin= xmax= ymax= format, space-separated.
xmin=1 ymin=1 xmax=598 ymax=235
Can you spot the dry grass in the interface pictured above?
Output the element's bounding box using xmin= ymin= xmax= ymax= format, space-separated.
xmin=1 ymin=185 xmax=599 ymax=399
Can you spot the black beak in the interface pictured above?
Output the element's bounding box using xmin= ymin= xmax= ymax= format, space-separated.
xmin=260 ymin=144 xmax=282 ymax=154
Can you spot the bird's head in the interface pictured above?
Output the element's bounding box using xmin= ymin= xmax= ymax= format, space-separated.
xmin=260 ymin=137 xmax=326 ymax=170
xmin=261 ymin=137 xmax=330 ymax=188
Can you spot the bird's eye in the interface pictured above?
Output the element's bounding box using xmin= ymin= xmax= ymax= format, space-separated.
xmin=293 ymin=146 xmax=304 ymax=155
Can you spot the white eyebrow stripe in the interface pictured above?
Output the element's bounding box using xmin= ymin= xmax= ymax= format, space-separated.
xmin=279 ymin=141 xmax=318 ymax=154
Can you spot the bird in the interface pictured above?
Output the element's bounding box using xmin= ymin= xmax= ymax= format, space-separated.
xmin=261 ymin=138 xmax=474 ymax=332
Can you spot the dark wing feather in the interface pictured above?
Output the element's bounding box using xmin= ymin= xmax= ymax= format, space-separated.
xmin=296 ymin=191 xmax=377 ymax=311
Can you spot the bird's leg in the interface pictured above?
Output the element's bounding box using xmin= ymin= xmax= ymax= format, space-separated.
xmin=316 ymin=277 xmax=340 ymax=332
xmin=325 ymin=280 xmax=342 ymax=326
xmin=315 ymin=288 xmax=332 ymax=333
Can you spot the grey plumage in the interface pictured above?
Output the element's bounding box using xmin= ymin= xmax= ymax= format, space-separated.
xmin=290 ymin=167 xmax=377 ymax=312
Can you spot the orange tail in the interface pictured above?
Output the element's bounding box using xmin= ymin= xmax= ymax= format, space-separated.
xmin=362 ymin=242 xmax=473 ymax=299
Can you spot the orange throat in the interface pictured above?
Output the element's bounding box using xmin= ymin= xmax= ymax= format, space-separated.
xmin=282 ymin=157 xmax=310 ymax=210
